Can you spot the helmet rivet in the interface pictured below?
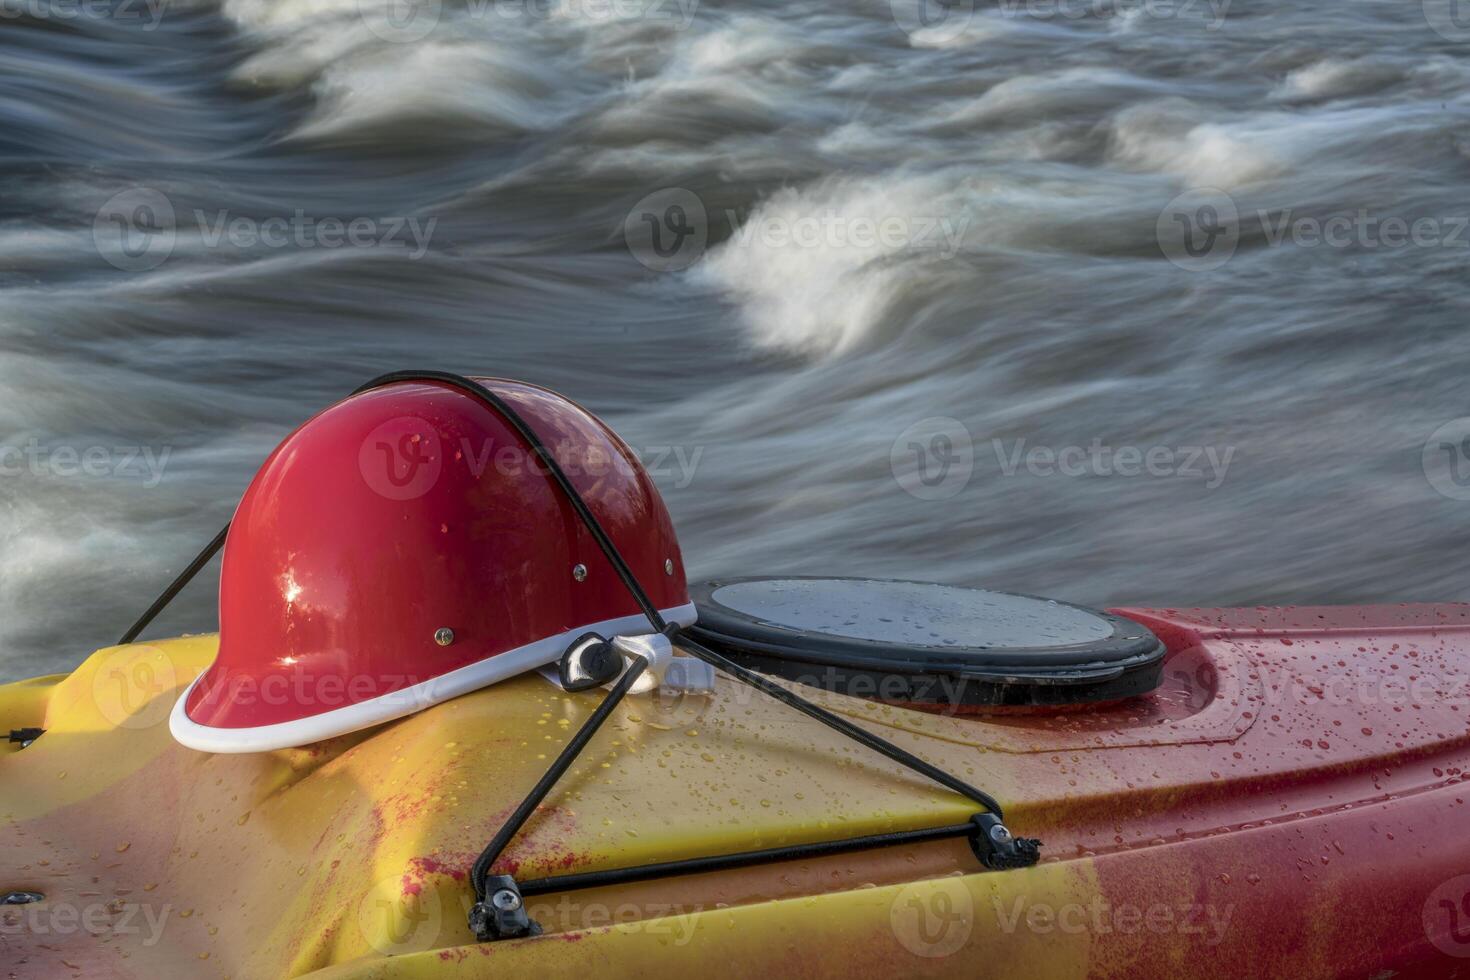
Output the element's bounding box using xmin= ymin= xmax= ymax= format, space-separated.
xmin=491 ymin=888 xmax=521 ymax=911
xmin=434 ymin=628 xmax=455 ymax=647
xmin=664 ymin=559 xmax=674 ymax=575
xmin=572 ymin=564 xmax=588 ymax=582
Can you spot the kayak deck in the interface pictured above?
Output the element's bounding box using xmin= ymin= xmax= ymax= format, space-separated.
xmin=3 ymin=604 xmax=1469 ymax=977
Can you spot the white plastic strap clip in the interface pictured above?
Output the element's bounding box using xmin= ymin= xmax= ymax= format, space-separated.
xmin=538 ymin=633 xmax=717 ymax=694
xmin=611 ymin=634 xmax=717 ymax=694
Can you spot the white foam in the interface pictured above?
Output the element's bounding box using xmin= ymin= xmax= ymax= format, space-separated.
xmin=695 ymin=175 xmax=971 ymax=357
xmin=223 ymin=0 xmax=360 ymax=31
xmin=1270 ymin=58 xmax=1405 ymax=103
xmin=1109 ymin=6 xmax=1145 ymax=33
xmin=907 ymin=17 xmax=1013 ymax=49
xmin=677 ymin=18 xmax=804 ymax=73
xmin=945 ymin=67 xmax=1146 ymax=126
xmin=223 ymin=0 xmax=597 ymax=141
xmin=1107 ymin=102 xmax=1285 ymax=187
xmin=291 ymin=40 xmax=565 ymax=141
xmin=577 ymin=17 xmax=808 ymax=158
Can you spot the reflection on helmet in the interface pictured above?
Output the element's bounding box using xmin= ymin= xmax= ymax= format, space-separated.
xmin=169 ymin=378 xmax=693 ymax=753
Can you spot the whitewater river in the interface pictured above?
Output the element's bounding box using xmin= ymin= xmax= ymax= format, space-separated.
xmin=3 ymin=0 xmax=1470 ymax=678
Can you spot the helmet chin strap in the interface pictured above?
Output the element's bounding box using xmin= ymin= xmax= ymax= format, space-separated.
xmin=119 ymin=369 xmax=1040 ymax=945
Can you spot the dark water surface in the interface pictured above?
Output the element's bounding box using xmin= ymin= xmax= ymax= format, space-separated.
xmin=4 ymin=0 xmax=1470 ymax=679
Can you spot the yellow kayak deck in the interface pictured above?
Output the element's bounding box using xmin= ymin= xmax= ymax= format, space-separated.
xmin=6 ymin=608 xmax=1470 ymax=977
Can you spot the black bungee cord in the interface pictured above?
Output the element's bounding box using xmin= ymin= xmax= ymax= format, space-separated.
xmin=119 ymin=370 xmax=1041 ymax=943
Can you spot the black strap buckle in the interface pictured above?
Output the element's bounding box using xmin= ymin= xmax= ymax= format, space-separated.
xmin=7 ymin=728 xmax=43 ymax=749
xmin=557 ymin=633 xmax=622 ymax=692
xmin=468 ymin=875 xmax=542 ymax=942
xmin=969 ymin=813 xmax=1042 ymax=870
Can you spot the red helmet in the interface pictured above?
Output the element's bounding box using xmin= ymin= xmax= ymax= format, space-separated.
xmin=169 ymin=377 xmax=693 ymax=753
